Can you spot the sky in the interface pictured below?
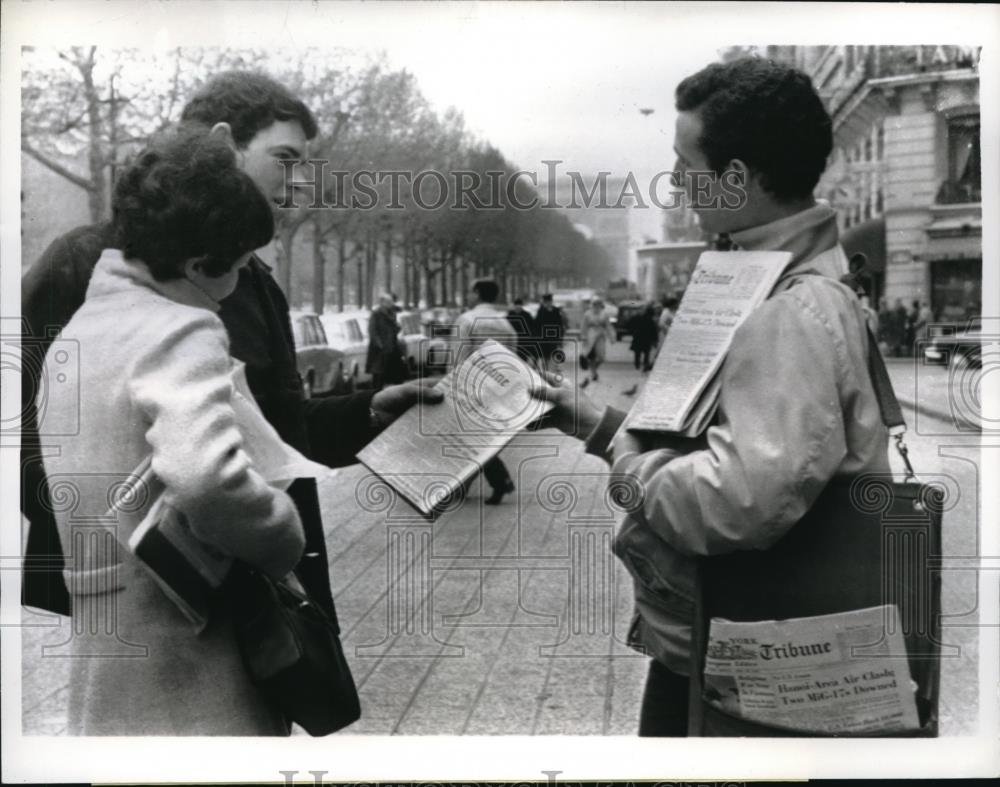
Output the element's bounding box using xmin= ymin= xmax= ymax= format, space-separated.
xmin=317 ymin=4 xmax=722 ymax=183
xmin=302 ymin=3 xmax=725 ymax=242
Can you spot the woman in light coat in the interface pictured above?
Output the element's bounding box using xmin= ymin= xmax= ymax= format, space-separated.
xmin=39 ymin=131 xmax=304 ymax=735
xmin=579 ymin=298 xmax=615 ymax=387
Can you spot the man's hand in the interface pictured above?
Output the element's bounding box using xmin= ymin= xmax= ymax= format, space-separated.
xmin=528 ymin=370 xmax=602 ymax=437
xmin=370 ymin=377 xmax=444 ymax=428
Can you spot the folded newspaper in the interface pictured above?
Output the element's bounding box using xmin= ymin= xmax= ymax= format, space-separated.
xmin=703 ymin=605 xmax=920 ymax=734
xmin=626 ymin=250 xmax=791 ymax=437
xmin=120 ymin=362 xmax=332 ymax=632
xmin=357 ymin=340 xmax=554 ymax=519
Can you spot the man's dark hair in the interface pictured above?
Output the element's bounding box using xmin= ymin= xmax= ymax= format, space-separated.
xmin=181 ymin=71 xmax=318 ymax=147
xmin=675 ymin=57 xmax=832 ymax=202
xmin=541 ymin=293 xmax=553 ymax=303
xmin=473 ymin=279 xmax=500 ymax=304
xmin=513 ymin=298 xmax=524 ymax=306
xmin=112 ymin=128 xmax=275 ymax=280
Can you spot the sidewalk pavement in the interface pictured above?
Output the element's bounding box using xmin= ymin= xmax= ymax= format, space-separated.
xmin=18 ymin=343 xmax=976 ymax=736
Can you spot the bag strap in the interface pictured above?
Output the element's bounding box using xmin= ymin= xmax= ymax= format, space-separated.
xmin=865 ymin=325 xmax=917 ymax=481
xmin=788 ymin=258 xmax=918 ymax=481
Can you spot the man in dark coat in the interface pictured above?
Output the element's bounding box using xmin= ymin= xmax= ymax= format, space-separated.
xmin=534 ymin=293 xmax=567 ymax=374
xmin=366 ymin=293 xmax=407 ymax=391
xmin=506 ymin=298 xmax=538 ymax=364
xmin=20 ymin=71 xmax=441 ymax=619
xmin=627 ymin=304 xmax=659 ymax=372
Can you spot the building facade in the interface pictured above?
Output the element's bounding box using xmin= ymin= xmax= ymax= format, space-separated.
xmin=751 ymin=45 xmax=982 ymax=321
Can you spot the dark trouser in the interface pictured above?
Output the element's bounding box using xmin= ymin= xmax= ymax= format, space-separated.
xmin=372 ymin=354 xmax=407 ymax=392
xmin=633 ymin=348 xmax=651 ymax=370
xmin=483 ymin=456 xmax=512 ymax=492
xmin=638 ymin=658 xmax=690 ymax=736
xmin=21 ymin=440 xmax=71 ymax=616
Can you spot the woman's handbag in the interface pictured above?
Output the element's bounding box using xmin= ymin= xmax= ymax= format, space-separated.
xmin=688 ymin=328 xmax=943 ymax=737
xmin=579 ymin=351 xmax=590 ymax=371
xmin=227 ymin=565 xmax=361 ymax=736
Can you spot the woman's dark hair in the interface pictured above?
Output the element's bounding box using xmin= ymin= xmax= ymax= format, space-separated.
xmin=180 ymin=71 xmax=318 ymax=147
xmin=112 ymin=129 xmax=275 ymax=280
xmin=675 ymin=57 xmax=832 ymax=202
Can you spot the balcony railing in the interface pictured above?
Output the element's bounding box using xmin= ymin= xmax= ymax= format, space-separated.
xmin=935 ymin=180 xmax=982 ymax=205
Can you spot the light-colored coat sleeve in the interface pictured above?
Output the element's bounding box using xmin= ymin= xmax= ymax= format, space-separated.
xmin=451 ymin=311 xmax=474 ymax=368
xmin=128 ymin=311 xmax=305 ymax=578
xmin=612 ymin=289 xmax=850 ymax=556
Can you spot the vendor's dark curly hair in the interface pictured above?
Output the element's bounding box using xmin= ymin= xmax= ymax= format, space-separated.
xmin=112 ymin=129 xmax=275 ymax=280
xmin=675 ymin=57 xmax=832 ymax=202
xmin=181 ymin=71 xmax=318 ymax=147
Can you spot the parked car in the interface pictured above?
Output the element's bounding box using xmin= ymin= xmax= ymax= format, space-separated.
xmin=421 ymin=307 xmax=460 ymax=373
xmin=288 ymin=309 xmax=346 ymax=397
xmin=319 ymin=311 xmax=370 ymax=388
xmin=923 ymin=318 xmax=986 ymax=368
xmin=613 ymin=300 xmax=647 ymax=341
xmin=398 ymin=310 xmax=429 ymax=375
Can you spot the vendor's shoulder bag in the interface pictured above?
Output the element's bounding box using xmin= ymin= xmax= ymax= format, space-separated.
xmin=688 ymin=324 xmax=943 ymax=737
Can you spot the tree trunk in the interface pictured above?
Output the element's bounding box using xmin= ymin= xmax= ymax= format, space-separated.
xmin=311 ymin=219 xmax=325 ymax=314
xmin=79 ymin=49 xmax=107 ymax=222
xmin=383 ymin=232 xmax=393 ymax=298
xmin=402 ymin=236 xmax=411 ymax=307
xmin=356 ymin=246 xmax=365 ymax=310
xmin=366 ymin=231 xmax=377 ymax=308
xmin=448 ymin=252 xmax=458 ymax=307
xmin=458 ymin=256 xmax=468 ymax=309
xmin=337 ymin=234 xmax=346 ymax=312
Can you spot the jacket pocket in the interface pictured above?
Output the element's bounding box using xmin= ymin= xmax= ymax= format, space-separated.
xmin=613 ymin=515 xmax=696 ymax=617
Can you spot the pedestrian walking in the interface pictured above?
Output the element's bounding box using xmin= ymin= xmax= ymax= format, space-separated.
xmin=454 ymin=279 xmax=518 ymax=505
xmin=627 ymin=303 xmax=659 ymax=372
xmin=367 ymin=293 xmax=407 ymax=391
xmin=578 ymin=298 xmax=615 ymax=388
xmin=507 ymin=297 xmax=538 ymax=365
xmin=534 ymin=293 xmax=567 ymax=375
xmin=893 ymin=298 xmax=910 ymax=357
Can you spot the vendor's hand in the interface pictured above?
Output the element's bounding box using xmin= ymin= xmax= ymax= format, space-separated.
xmin=528 ymin=371 xmax=602 ymax=437
xmin=371 ymin=377 xmax=444 ymax=427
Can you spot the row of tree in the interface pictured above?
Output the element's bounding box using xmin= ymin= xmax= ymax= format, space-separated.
xmin=22 ymin=46 xmax=614 ymax=311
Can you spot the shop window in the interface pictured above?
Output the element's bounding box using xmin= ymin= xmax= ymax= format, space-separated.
xmin=864 ymin=137 xmax=872 ymax=161
xmin=938 ymin=113 xmax=981 ymax=203
xmin=931 ymin=258 xmax=981 ymax=321
xmin=876 ymin=188 xmax=884 ymax=214
xmin=877 ymin=126 xmax=885 ymax=160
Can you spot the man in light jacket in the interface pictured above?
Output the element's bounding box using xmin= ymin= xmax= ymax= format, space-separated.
xmin=532 ymin=56 xmax=890 ymax=736
xmin=453 ymin=279 xmax=518 ymax=504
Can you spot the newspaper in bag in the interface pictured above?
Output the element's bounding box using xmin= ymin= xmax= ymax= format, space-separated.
xmin=626 ymin=250 xmax=790 ymax=436
xmin=703 ymin=604 xmax=920 ymax=734
xmin=357 ymin=340 xmax=553 ymax=519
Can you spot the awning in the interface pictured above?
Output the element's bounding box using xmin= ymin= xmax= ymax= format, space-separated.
xmin=924 ymin=215 xmax=982 ymax=260
xmin=841 ymin=217 xmax=886 ymax=273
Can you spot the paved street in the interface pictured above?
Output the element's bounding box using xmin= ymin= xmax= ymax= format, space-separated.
xmin=20 ymin=342 xmax=985 ymax=736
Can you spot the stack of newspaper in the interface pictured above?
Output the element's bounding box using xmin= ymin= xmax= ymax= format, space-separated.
xmin=625 ymin=250 xmax=791 ymax=437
